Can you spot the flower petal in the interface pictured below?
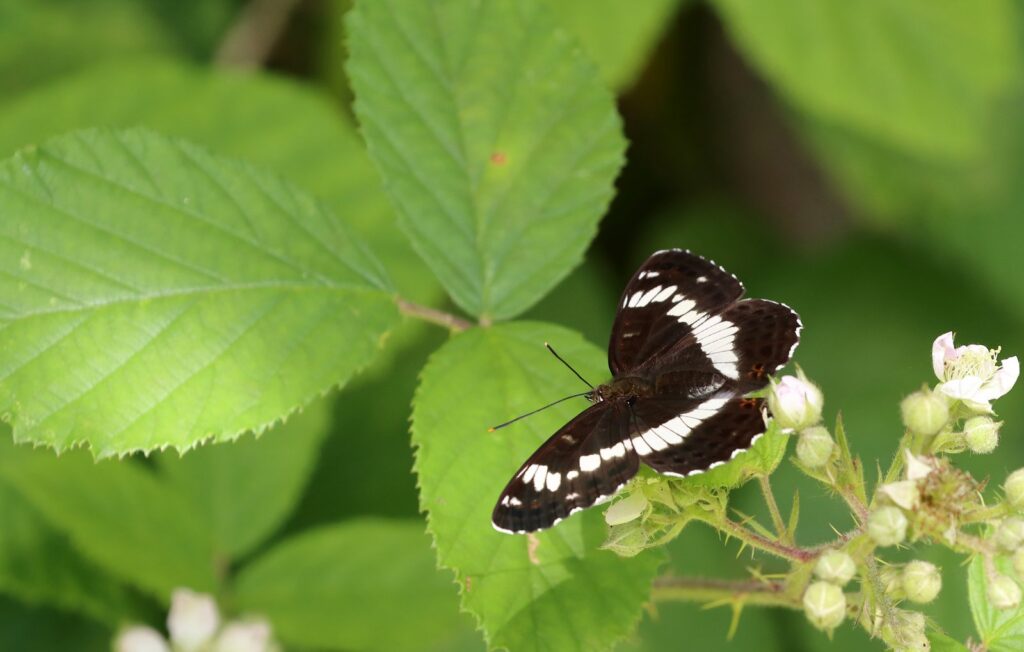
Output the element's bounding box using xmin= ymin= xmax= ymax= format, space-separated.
xmin=977 ymin=356 xmax=1020 ymax=402
xmin=937 ymin=377 xmax=985 ymax=402
xmin=933 ymin=332 xmax=957 ymax=379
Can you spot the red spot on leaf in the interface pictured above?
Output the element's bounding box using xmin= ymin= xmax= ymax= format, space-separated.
xmin=490 ymin=151 xmax=507 ymax=165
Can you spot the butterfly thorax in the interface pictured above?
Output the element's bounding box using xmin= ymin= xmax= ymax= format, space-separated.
xmin=590 ymin=376 xmax=654 ymax=404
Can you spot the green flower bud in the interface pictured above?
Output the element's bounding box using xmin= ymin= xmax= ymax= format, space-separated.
xmin=1005 ymin=468 xmax=1024 ymax=510
xmin=604 ymin=492 xmax=648 ymax=526
xmin=802 ymin=581 xmax=846 ymax=631
xmin=768 ymin=373 xmax=824 ymax=431
xmin=996 ymin=517 xmax=1024 ymax=552
xmin=900 ymin=390 xmax=949 ymax=436
xmin=879 ymin=565 xmax=904 ymax=597
xmin=868 ymin=506 xmax=908 ymax=547
xmin=601 ymin=521 xmax=651 ymax=557
xmin=814 ymin=550 xmax=857 ymax=586
xmin=987 ymin=573 xmax=1022 ymax=610
xmin=796 ymin=426 xmax=835 ymax=468
xmin=1014 ymin=548 xmax=1024 ymax=581
xmin=901 ymin=560 xmax=942 ymax=604
xmin=964 ymin=416 xmax=1001 ymax=454
xmin=881 ymin=610 xmax=929 ymax=652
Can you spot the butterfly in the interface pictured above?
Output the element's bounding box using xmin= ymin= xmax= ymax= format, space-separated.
xmin=491 ymin=249 xmax=801 ymax=534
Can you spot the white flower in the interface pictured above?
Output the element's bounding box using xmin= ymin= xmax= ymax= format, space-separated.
xmin=879 ymin=480 xmax=920 ymax=510
xmin=168 ymin=588 xmax=220 ymax=651
xmin=114 ymin=626 xmax=171 ymax=652
xmin=767 ymin=372 xmax=824 ymax=430
xmin=214 ymin=620 xmax=273 ymax=652
xmin=932 ymin=332 xmax=1018 ymax=412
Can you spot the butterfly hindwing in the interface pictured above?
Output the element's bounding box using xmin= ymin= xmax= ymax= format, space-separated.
xmin=609 ymin=249 xmax=744 ymax=375
xmin=492 ymin=403 xmax=639 ymax=534
xmin=630 ymin=395 xmax=767 ymax=477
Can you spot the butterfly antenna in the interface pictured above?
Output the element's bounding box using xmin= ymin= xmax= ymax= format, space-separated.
xmin=488 ymin=391 xmax=591 ymax=432
xmin=544 ymin=342 xmax=594 ymax=389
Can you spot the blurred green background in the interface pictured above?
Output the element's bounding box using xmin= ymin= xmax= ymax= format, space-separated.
xmin=2 ymin=0 xmax=1023 ymax=650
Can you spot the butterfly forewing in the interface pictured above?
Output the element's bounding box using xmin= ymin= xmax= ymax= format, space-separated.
xmin=610 ymin=249 xmax=744 ymax=375
xmin=492 ymin=403 xmax=640 ymax=534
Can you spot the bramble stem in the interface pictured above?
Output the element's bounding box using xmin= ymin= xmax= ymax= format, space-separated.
xmin=397 ymin=298 xmax=473 ymax=331
xmin=758 ymin=475 xmax=790 ymax=543
xmin=711 ymin=516 xmax=818 ymax=563
xmin=652 ymin=576 xmax=802 ymax=609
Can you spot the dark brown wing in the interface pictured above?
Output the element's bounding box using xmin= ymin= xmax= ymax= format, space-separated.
xmin=609 ymin=249 xmax=744 ymax=376
xmin=629 ymin=394 xmax=767 ymax=477
xmin=492 ymin=402 xmax=639 ymax=534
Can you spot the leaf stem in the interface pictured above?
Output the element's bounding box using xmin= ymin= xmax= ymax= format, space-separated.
xmin=397 ymin=298 xmax=473 ymax=331
xmin=214 ymin=0 xmax=303 ymax=69
xmin=652 ymin=576 xmax=802 ymax=609
xmin=758 ymin=474 xmax=790 ymax=543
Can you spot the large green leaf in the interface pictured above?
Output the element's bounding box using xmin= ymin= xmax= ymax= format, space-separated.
xmin=0 ymin=127 xmax=399 ymax=456
xmin=545 ymin=0 xmax=681 ymax=91
xmin=413 ymin=322 xmax=662 ymax=652
xmin=0 ymin=442 xmax=215 ymax=600
xmin=0 ymin=596 xmax=110 ymax=652
xmin=347 ymin=0 xmax=625 ymax=320
xmin=712 ymin=0 xmax=1019 ymax=159
xmin=0 ymin=477 xmax=133 ymax=625
xmin=968 ymin=555 xmax=1024 ymax=652
xmin=0 ymin=58 xmax=441 ymax=305
xmin=157 ymin=396 xmax=333 ymax=560
xmin=233 ymin=519 xmax=474 ymax=652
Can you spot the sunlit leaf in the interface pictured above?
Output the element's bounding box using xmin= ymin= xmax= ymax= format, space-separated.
xmin=0 ymin=127 xmax=399 ymax=456
xmin=348 ymin=0 xmax=625 ymax=320
xmin=0 ymin=441 xmax=214 ymax=599
xmin=413 ymin=322 xmax=662 ymax=651
xmin=545 ymin=0 xmax=681 ymax=91
xmin=234 ymin=519 xmax=474 ymax=652
xmin=713 ymin=0 xmax=1019 ymax=159
xmin=157 ymin=396 xmax=333 ymax=560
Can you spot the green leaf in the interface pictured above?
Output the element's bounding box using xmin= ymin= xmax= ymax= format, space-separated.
xmin=0 ymin=440 xmax=215 ymax=600
xmin=712 ymin=0 xmax=1019 ymax=159
xmin=413 ymin=322 xmax=662 ymax=652
xmin=0 ymin=476 xmax=133 ymax=624
xmin=0 ymin=127 xmax=399 ymax=456
xmin=927 ymin=626 xmax=970 ymax=652
xmin=157 ymin=395 xmax=333 ymax=560
xmin=347 ymin=0 xmax=625 ymax=320
xmin=0 ymin=595 xmax=110 ymax=652
xmin=968 ymin=555 xmax=1024 ymax=652
xmin=233 ymin=518 xmax=473 ymax=652
xmin=545 ymin=0 xmax=681 ymax=91
xmin=0 ymin=58 xmax=441 ymax=305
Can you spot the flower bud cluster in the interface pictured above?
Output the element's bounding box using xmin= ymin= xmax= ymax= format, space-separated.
xmin=766 ymin=369 xmax=836 ymax=471
xmin=802 ymin=551 xmax=857 ymax=631
xmin=114 ymin=588 xmax=278 ymax=652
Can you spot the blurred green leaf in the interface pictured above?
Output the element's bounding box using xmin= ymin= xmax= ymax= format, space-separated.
xmin=157 ymin=396 xmax=332 ymax=560
xmin=413 ymin=322 xmax=662 ymax=651
xmin=545 ymin=0 xmax=680 ymax=91
xmin=0 ymin=596 xmax=110 ymax=652
xmin=347 ymin=0 xmax=625 ymax=320
xmin=234 ymin=518 xmax=474 ymax=652
xmin=0 ymin=443 xmax=215 ymax=600
xmin=713 ymin=0 xmax=1019 ymax=159
xmin=0 ymin=479 xmax=133 ymax=625
xmin=0 ymin=58 xmax=441 ymax=305
xmin=968 ymin=555 xmax=1024 ymax=652
xmin=0 ymin=127 xmax=398 ymax=455
xmin=927 ymin=627 xmax=970 ymax=652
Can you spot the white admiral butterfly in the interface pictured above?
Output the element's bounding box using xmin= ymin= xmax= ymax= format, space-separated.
xmin=492 ymin=249 xmax=801 ymax=533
